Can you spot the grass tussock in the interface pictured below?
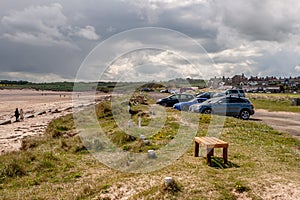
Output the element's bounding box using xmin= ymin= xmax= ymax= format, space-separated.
xmin=0 ymin=159 xmax=26 ymax=179
xmin=46 ymin=113 xmax=75 ymax=138
xmin=162 ymin=179 xmax=182 ymax=194
xmin=95 ymin=101 xmax=113 ymax=118
xmin=234 ymin=181 xmax=250 ymax=193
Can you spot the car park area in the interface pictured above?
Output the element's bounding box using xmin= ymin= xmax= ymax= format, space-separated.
xmin=156 ymin=89 xmax=254 ymax=120
xmin=189 ymin=96 xmax=254 ymax=120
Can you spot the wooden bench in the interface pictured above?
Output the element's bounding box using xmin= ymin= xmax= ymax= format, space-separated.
xmin=194 ymin=137 xmax=228 ymax=166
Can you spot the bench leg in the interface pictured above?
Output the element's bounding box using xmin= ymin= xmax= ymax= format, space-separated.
xmin=207 ymin=148 xmax=214 ymax=166
xmin=194 ymin=141 xmax=199 ymax=157
xmin=223 ymin=147 xmax=228 ymax=164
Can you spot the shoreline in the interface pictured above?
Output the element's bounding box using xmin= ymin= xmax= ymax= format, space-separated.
xmin=0 ymin=89 xmax=107 ymax=155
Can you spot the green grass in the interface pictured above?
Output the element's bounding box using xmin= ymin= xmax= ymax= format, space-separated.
xmin=251 ymin=99 xmax=300 ymax=112
xmin=0 ymin=98 xmax=299 ymax=199
xmin=248 ymin=93 xmax=300 ymax=112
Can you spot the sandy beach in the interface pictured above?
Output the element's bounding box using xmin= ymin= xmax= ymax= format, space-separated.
xmin=0 ymin=89 xmax=105 ymax=154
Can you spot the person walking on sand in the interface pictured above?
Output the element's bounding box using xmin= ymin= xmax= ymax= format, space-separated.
xmin=14 ymin=108 xmax=20 ymax=122
xmin=20 ymin=108 xmax=24 ymax=121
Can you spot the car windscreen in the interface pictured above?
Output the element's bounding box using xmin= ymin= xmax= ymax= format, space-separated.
xmin=168 ymin=95 xmax=178 ymax=100
xmin=206 ymin=98 xmax=221 ymax=104
xmin=188 ymin=98 xmax=198 ymax=102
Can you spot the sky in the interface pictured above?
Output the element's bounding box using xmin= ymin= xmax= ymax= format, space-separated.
xmin=0 ymin=0 xmax=300 ymax=82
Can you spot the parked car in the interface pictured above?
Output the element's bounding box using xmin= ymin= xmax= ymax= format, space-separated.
xmin=160 ymin=89 xmax=169 ymax=93
xmin=140 ymin=87 xmax=153 ymax=92
xmin=212 ymin=92 xmax=226 ymax=98
xmin=189 ymin=96 xmax=254 ymax=120
xmin=169 ymin=90 xmax=179 ymax=94
xmin=196 ymin=92 xmax=215 ymax=99
xmin=173 ymin=97 xmax=207 ymax=111
xmin=225 ymin=89 xmax=245 ymax=97
xmin=213 ymin=89 xmax=245 ymax=98
xmin=156 ymin=94 xmax=194 ymax=107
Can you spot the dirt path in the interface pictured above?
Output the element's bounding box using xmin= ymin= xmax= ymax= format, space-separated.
xmin=252 ymin=109 xmax=300 ymax=139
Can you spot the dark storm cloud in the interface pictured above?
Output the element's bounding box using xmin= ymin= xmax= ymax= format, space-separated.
xmin=0 ymin=0 xmax=300 ymax=82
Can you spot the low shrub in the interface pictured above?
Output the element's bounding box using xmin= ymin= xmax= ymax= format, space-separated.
xmin=0 ymin=159 xmax=26 ymax=179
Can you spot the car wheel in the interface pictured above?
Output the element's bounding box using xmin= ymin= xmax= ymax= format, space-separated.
xmin=162 ymin=103 xmax=167 ymax=107
xmin=240 ymin=109 xmax=250 ymax=120
xmin=202 ymin=108 xmax=212 ymax=114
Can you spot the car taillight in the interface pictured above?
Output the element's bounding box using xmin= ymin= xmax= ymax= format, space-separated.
xmin=251 ymin=104 xmax=254 ymax=109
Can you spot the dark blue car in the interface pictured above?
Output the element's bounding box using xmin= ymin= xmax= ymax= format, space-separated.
xmin=173 ymin=97 xmax=207 ymax=111
xmin=156 ymin=94 xmax=194 ymax=107
xmin=196 ymin=92 xmax=215 ymax=99
xmin=189 ymin=96 xmax=255 ymax=120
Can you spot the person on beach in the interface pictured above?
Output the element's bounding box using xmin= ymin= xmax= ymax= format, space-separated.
xmin=14 ymin=108 xmax=20 ymax=122
xmin=20 ymin=108 xmax=24 ymax=121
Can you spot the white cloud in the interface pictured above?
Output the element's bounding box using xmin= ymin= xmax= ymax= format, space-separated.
xmin=74 ymin=25 xmax=99 ymax=40
xmin=125 ymin=0 xmax=207 ymax=10
xmin=101 ymin=49 xmax=213 ymax=82
xmin=0 ymin=3 xmax=99 ymax=47
xmin=2 ymin=32 xmax=78 ymax=49
xmin=125 ymin=0 xmax=209 ymax=24
xmin=208 ymin=44 xmax=262 ymax=75
xmin=1 ymin=3 xmax=69 ymax=46
xmin=295 ymin=65 xmax=300 ymax=72
xmin=213 ymin=0 xmax=300 ymax=42
xmin=210 ymin=44 xmax=263 ymax=59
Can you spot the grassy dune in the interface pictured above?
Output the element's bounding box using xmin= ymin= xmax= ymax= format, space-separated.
xmin=248 ymin=93 xmax=300 ymax=113
xmin=0 ymin=100 xmax=299 ymax=199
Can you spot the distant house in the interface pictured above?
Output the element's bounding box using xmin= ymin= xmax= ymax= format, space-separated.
xmin=232 ymin=74 xmax=248 ymax=86
xmin=289 ymin=77 xmax=300 ymax=87
xmin=207 ymin=77 xmax=223 ymax=89
xmin=266 ymin=76 xmax=279 ymax=85
xmin=205 ymin=75 xmax=299 ymax=93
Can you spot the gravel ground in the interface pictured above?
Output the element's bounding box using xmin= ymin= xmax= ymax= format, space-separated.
xmin=252 ymin=109 xmax=300 ymax=139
